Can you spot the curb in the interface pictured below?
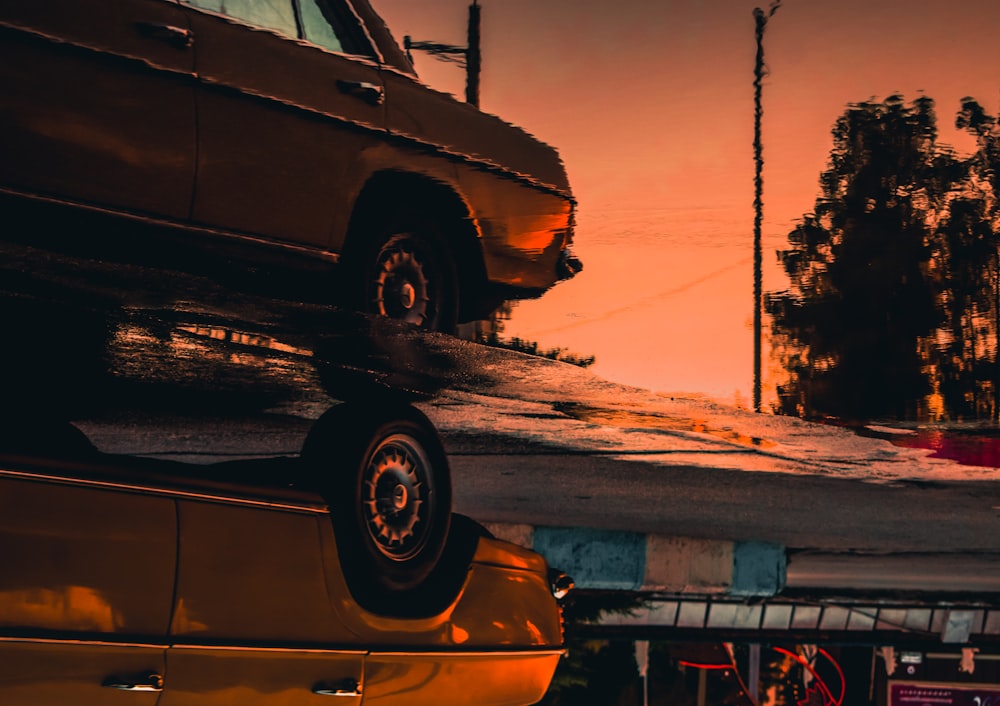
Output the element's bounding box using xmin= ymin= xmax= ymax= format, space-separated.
xmin=483 ymin=523 xmax=786 ymax=597
xmin=483 ymin=524 xmax=1000 ymax=597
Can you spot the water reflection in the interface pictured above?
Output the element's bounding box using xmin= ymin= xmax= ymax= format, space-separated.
xmin=858 ymin=424 xmax=1000 ymax=470
xmin=768 ymin=95 xmax=1000 ymax=425
xmin=540 ymin=585 xmax=1000 ymax=704
xmin=541 ymin=638 xmax=1000 ymax=706
xmin=0 ymin=249 xmax=471 ymax=427
xmin=555 ymin=402 xmax=775 ymax=449
xmin=0 ymin=586 xmax=121 ymax=633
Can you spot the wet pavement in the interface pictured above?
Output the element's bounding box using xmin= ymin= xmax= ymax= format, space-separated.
xmin=4 ymin=236 xmax=1000 ymax=602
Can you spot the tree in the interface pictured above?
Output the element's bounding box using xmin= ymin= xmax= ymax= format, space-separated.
xmin=940 ymin=98 xmax=1000 ymax=420
xmin=929 ymin=196 xmax=997 ymax=419
xmin=768 ymin=95 xmax=964 ymax=420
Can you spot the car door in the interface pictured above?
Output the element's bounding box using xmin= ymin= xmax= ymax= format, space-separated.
xmin=0 ymin=465 xmax=177 ymax=706
xmin=162 ymin=494 xmax=365 ymax=706
xmin=0 ymin=0 xmax=197 ymax=220
xmin=179 ymin=0 xmax=385 ymax=249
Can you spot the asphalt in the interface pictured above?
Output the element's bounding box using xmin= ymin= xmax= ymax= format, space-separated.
xmin=5 ymin=248 xmax=998 ymax=603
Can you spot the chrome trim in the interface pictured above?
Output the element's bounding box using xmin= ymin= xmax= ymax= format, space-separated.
xmin=341 ymin=0 xmax=386 ymax=66
xmin=0 ymin=21 xmax=198 ymax=81
xmin=0 ymin=187 xmax=342 ymax=265
xmin=188 ymin=72 xmax=573 ymax=201
xmin=102 ymin=673 xmax=164 ymax=692
xmin=0 ymin=636 xmax=168 ymax=649
xmin=313 ymin=679 xmax=362 ymax=697
xmin=0 ymin=634 xmax=563 ymax=657
xmin=176 ymin=5 xmax=382 ymax=65
xmin=171 ymin=644 xmax=366 ymax=655
xmin=0 ymin=467 xmax=328 ymax=514
xmin=368 ymin=649 xmax=565 ymax=658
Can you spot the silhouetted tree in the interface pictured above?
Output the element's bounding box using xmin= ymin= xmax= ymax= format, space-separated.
xmin=957 ymin=97 xmax=1000 ymax=213
xmin=768 ymin=96 xmax=963 ymax=420
xmin=947 ymin=98 xmax=1000 ymax=420
xmin=771 ymin=95 xmax=1000 ymax=422
xmin=928 ymin=196 xmax=997 ymax=418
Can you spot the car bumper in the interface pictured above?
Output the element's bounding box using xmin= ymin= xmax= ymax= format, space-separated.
xmin=557 ymin=247 xmax=583 ymax=281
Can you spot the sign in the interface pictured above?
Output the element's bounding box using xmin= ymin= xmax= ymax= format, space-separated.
xmin=890 ymin=682 xmax=1000 ymax=706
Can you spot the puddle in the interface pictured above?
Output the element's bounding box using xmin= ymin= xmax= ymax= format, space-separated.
xmin=554 ymin=402 xmax=775 ymax=449
xmin=859 ymin=425 xmax=1000 ymax=469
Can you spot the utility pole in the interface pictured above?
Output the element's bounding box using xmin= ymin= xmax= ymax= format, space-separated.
xmin=752 ymin=0 xmax=780 ymax=413
xmin=404 ymin=1 xmax=482 ymax=107
xmin=465 ymin=0 xmax=481 ymax=106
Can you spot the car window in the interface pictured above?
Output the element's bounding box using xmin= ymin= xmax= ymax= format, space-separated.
xmin=182 ymin=0 xmax=372 ymax=57
xmin=299 ymin=0 xmax=345 ymax=53
xmin=186 ymin=0 xmax=299 ymax=38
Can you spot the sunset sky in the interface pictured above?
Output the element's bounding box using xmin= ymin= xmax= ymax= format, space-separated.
xmin=374 ymin=0 xmax=1000 ymax=407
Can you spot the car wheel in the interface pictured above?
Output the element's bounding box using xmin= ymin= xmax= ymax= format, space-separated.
xmin=302 ymin=402 xmax=452 ymax=609
xmin=364 ymin=227 xmax=458 ymax=334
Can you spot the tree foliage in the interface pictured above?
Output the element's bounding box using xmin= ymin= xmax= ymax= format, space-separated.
xmin=769 ymin=95 xmax=1000 ymax=421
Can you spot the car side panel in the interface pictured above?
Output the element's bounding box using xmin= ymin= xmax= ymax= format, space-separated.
xmin=0 ymin=477 xmax=176 ymax=636
xmin=171 ymin=501 xmax=352 ymax=642
xmin=448 ymin=564 xmax=564 ymax=648
xmin=455 ymin=170 xmax=573 ymax=290
xmin=315 ymin=522 xmax=564 ymax=706
xmin=320 ymin=525 xmax=563 ymax=649
xmin=162 ymin=648 xmax=365 ymax=706
xmin=0 ymin=641 xmax=166 ymax=706
xmin=183 ymin=5 xmax=385 ymax=249
xmin=0 ymin=473 xmax=176 ymax=705
xmin=165 ymin=500 xmax=364 ymax=705
xmin=381 ymin=70 xmax=570 ymax=193
xmin=344 ymin=143 xmax=573 ymax=292
xmin=363 ymin=651 xmax=562 ymax=706
xmin=380 ymin=69 xmax=574 ymax=292
xmin=0 ymin=0 xmax=197 ymax=219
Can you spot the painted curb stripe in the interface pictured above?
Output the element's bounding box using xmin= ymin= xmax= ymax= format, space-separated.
xmin=532 ymin=527 xmax=646 ymax=591
xmin=732 ymin=541 xmax=787 ymax=597
xmin=485 ymin=523 xmax=787 ymax=596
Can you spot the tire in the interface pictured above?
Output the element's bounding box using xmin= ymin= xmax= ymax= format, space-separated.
xmin=301 ymin=402 xmax=452 ymax=612
xmin=346 ymin=214 xmax=459 ymax=333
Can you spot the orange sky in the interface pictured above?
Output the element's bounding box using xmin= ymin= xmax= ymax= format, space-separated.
xmin=374 ymin=0 xmax=1000 ymax=407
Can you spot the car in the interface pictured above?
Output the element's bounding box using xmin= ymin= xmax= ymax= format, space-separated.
xmin=0 ymin=0 xmax=581 ymax=332
xmin=0 ymin=401 xmax=570 ymax=706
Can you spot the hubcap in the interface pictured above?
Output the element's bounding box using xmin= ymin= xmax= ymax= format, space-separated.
xmin=392 ymin=483 xmax=408 ymax=509
xmin=362 ymin=434 xmax=435 ymax=562
xmin=373 ymin=237 xmax=433 ymax=326
xmin=399 ymin=282 xmax=416 ymax=309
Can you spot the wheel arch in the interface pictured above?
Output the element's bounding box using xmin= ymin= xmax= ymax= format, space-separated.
xmin=301 ymin=400 xmax=455 ymax=609
xmin=341 ymin=170 xmax=490 ymax=323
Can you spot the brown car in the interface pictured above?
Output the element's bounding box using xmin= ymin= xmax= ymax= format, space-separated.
xmin=0 ymin=403 xmax=570 ymax=705
xmin=0 ymin=0 xmax=580 ymax=332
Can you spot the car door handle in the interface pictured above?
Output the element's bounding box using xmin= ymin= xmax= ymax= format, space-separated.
xmin=103 ymin=673 xmax=165 ymax=692
xmin=313 ymin=678 xmax=362 ymax=696
xmin=336 ymin=80 xmax=384 ymax=106
xmin=136 ymin=21 xmax=194 ymax=49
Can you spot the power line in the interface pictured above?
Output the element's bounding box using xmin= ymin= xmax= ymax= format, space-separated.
xmin=517 ymin=256 xmax=751 ymax=337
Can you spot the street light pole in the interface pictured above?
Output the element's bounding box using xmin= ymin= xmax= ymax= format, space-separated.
xmin=752 ymin=1 xmax=780 ymax=413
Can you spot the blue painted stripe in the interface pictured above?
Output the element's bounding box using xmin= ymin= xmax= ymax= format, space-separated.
xmin=731 ymin=541 xmax=786 ymax=597
xmin=533 ymin=527 xmax=646 ymax=591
